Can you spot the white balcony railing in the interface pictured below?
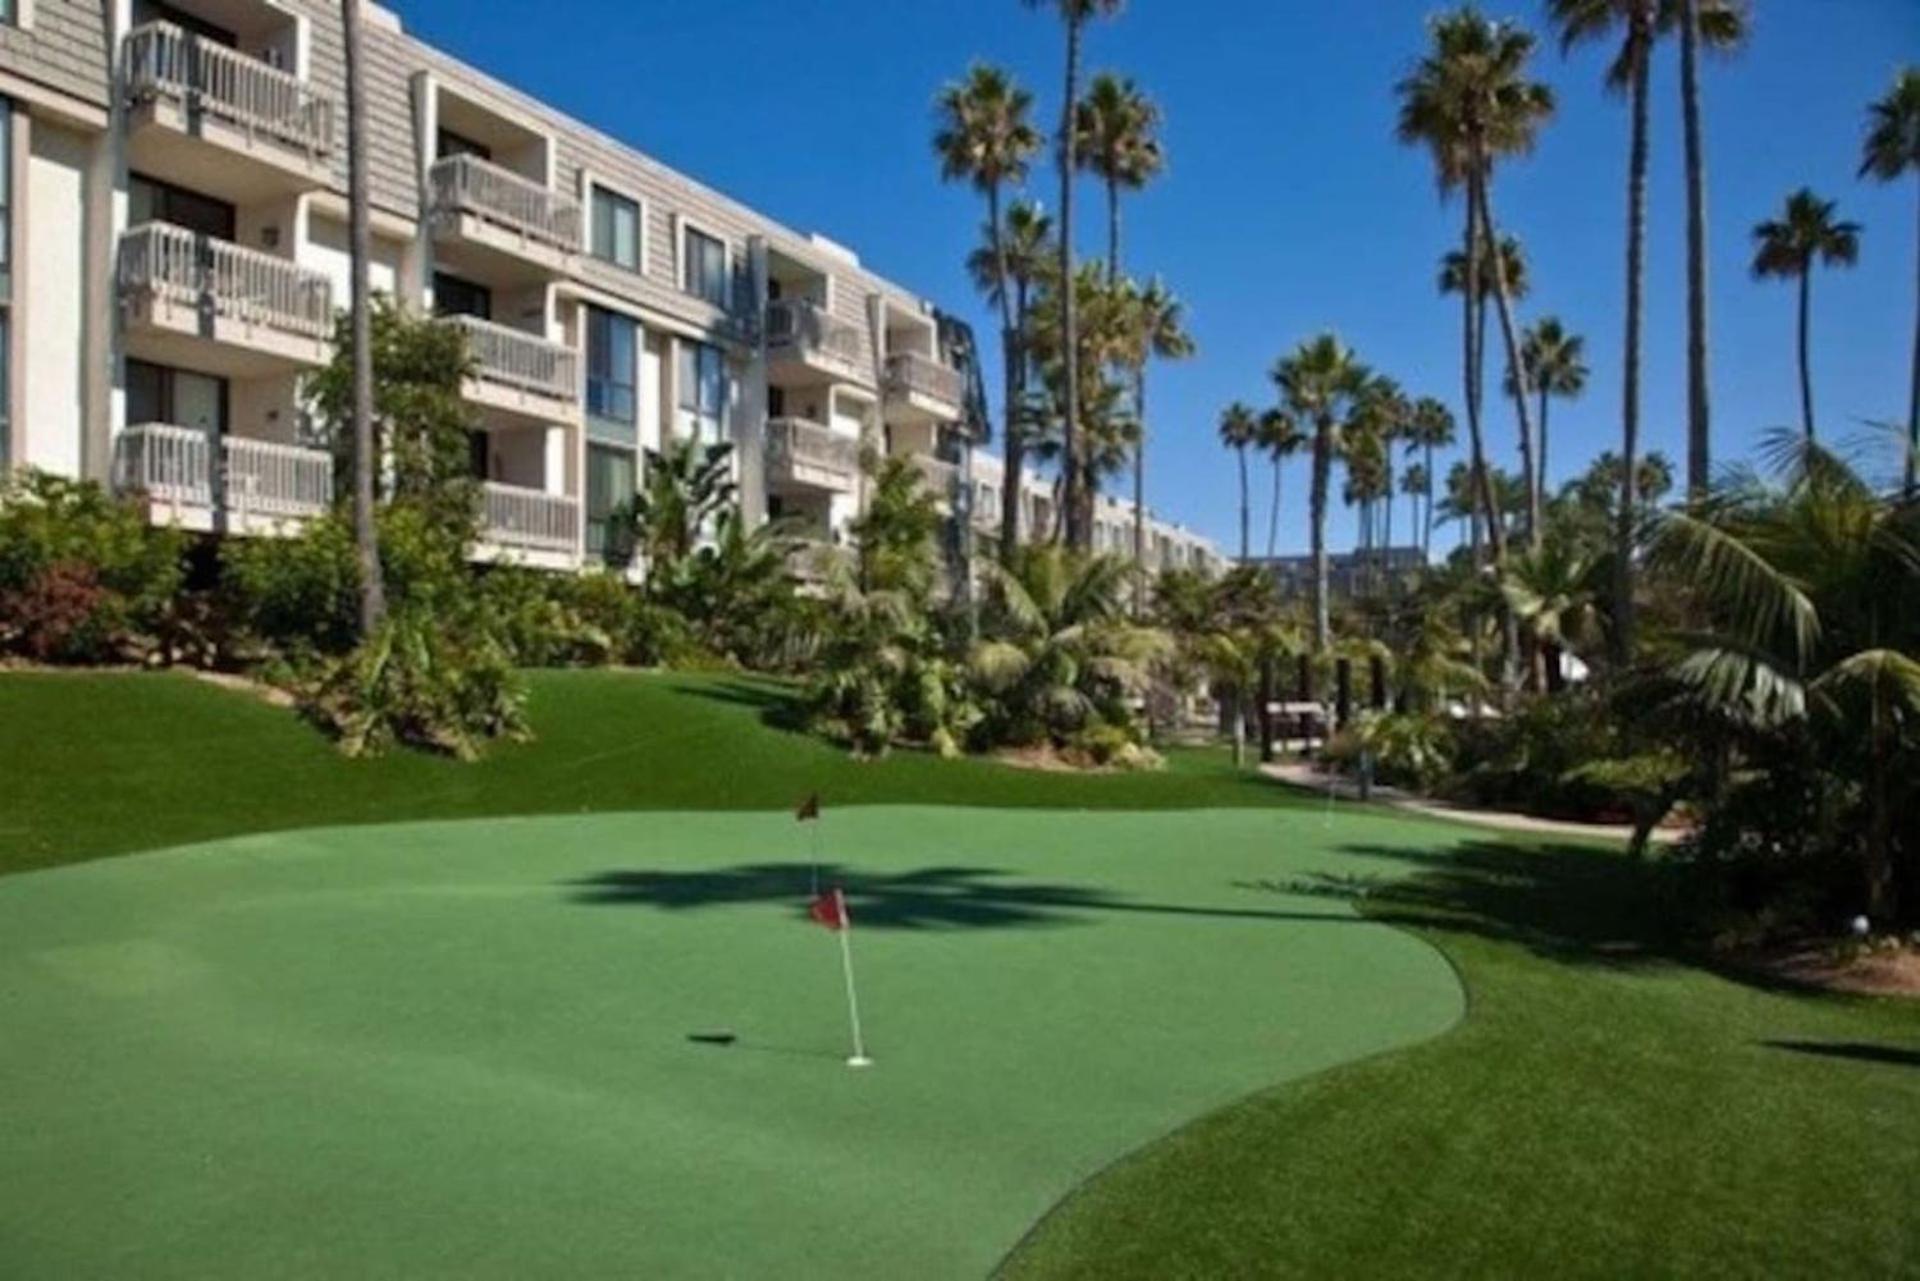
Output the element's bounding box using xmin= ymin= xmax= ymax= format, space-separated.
xmin=123 ymin=21 xmax=333 ymax=158
xmin=482 ymin=482 xmax=580 ymax=555
xmin=118 ymin=222 xmax=333 ymax=340
xmin=223 ymin=436 xmax=332 ymax=519
xmin=911 ymin=454 xmax=959 ymax=496
xmin=428 ymin=154 xmax=581 ymax=252
xmin=766 ymin=298 xmax=865 ymax=369
xmin=885 ymin=351 xmax=963 ymax=407
xmin=446 ymin=314 xmax=579 ymax=403
xmin=114 ymin=423 xmax=213 ymax=507
xmin=766 ymin=417 xmax=859 ymax=479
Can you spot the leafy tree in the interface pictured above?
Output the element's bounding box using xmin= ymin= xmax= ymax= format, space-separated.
xmin=1750 ymin=188 xmax=1862 ymax=440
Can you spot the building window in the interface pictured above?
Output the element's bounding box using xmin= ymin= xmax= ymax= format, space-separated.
xmin=436 ymin=128 xmax=491 ymax=162
xmin=585 ymin=306 xmax=637 ymax=442
xmin=127 ymin=360 xmax=229 ymax=435
xmin=585 ymin=444 xmax=637 ymax=565
xmin=130 ymin=173 xmax=236 ymax=240
xmin=590 ymin=186 xmax=640 ymax=271
xmin=432 ymin=272 xmax=491 ymax=321
xmin=132 ymin=0 xmax=237 ymax=45
xmin=682 ymin=227 xmax=727 ymax=307
xmin=676 ymin=341 xmax=726 ymax=445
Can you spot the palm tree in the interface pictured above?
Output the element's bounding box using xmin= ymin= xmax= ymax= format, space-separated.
xmin=1272 ymin=334 xmax=1371 ymax=651
xmin=1217 ymin=402 xmax=1258 ymax=561
xmin=1674 ymin=0 xmax=1749 ymax=501
xmin=936 ymin=64 xmax=1043 ymax=559
xmin=1860 ymin=67 xmax=1920 ymax=495
xmin=1397 ymin=8 xmax=1554 ymax=580
xmin=1256 ymin=408 xmax=1305 ymax=559
xmin=1025 ymin=0 xmax=1126 ymax=552
xmin=343 ymin=0 xmax=383 ymax=635
xmin=970 ymin=200 xmax=1056 ymax=555
xmin=1074 ymin=73 xmax=1163 ymax=285
xmin=1119 ymin=278 xmax=1194 ymax=611
xmin=1405 ymin=397 xmax=1456 ymax=559
xmin=1501 ymin=538 xmax=1604 ymax=693
xmin=1402 ymin=461 xmax=1430 ymax=562
xmin=1440 ymin=233 xmax=1529 ymax=441
xmin=1511 ymin=317 xmax=1588 ymax=501
xmin=1750 ymin=188 xmax=1862 ymax=441
xmin=1340 ymin=421 xmax=1389 ymax=597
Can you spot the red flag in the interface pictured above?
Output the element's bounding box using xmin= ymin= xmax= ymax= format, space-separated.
xmin=808 ymin=887 xmax=847 ymax=931
xmin=795 ymin=793 xmax=821 ymax=822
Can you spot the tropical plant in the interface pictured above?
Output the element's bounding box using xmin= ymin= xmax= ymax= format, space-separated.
xmin=1750 ymin=188 xmax=1862 ymax=441
xmin=1074 ymin=72 xmax=1163 ymax=281
xmin=1024 ymin=0 xmax=1126 ymax=551
xmin=1404 ymin=397 xmax=1456 ymax=559
xmin=1510 ymin=317 xmax=1589 ymax=502
xmin=1272 ymin=333 xmax=1371 ymax=652
xmin=627 ymin=439 xmax=737 ymax=573
xmin=1500 ymin=535 xmax=1605 ymax=692
xmin=848 ymin=450 xmax=945 ymax=600
xmin=969 ymin=199 xmax=1056 ymax=555
xmin=1859 ymin=66 xmax=1920 ymax=494
xmin=936 ymin=63 xmax=1044 ymax=557
xmin=1257 ymin=408 xmax=1306 ymax=560
xmin=1117 ymin=277 xmax=1194 ymax=610
xmin=1217 ymin=402 xmax=1259 ymax=561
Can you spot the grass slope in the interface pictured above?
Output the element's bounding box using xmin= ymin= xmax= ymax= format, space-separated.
xmin=0 ymin=670 xmax=1295 ymax=875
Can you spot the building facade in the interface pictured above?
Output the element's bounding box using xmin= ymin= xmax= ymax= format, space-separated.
xmin=0 ymin=0 xmax=1217 ymax=581
xmin=1246 ymin=547 xmax=1427 ymax=602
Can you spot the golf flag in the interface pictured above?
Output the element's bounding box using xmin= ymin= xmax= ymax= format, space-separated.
xmin=795 ymin=793 xmax=821 ymax=822
xmin=809 ymin=887 xmax=847 ymax=931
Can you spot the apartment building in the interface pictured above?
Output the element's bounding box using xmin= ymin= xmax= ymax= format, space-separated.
xmin=0 ymin=0 xmax=1219 ymax=582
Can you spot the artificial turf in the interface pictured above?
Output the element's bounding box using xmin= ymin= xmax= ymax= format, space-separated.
xmin=0 ymin=806 xmax=1463 ymax=1279
xmin=2 ymin=669 xmax=1916 ymax=1278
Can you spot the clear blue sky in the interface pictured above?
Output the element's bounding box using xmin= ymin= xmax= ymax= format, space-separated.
xmin=392 ymin=0 xmax=1918 ymax=557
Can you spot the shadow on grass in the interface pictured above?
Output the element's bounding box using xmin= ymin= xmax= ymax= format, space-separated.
xmin=664 ymin=676 xmax=811 ymax=734
xmin=1236 ymin=837 xmax=1677 ymax=971
xmin=1763 ymin=1040 xmax=1920 ymax=1069
xmin=568 ymin=862 xmax=1368 ymax=932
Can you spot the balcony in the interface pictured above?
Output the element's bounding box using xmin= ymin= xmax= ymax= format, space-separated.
xmin=113 ymin=424 xmax=332 ymax=536
xmin=477 ymin=482 xmax=581 ymax=569
xmin=445 ymin=315 xmax=580 ymax=426
xmin=884 ymin=351 xmax=964 ymax=423
xmin=909 ymin=454 xmax=959 ymax=510
xmin=766 ymin=298 xmax=868 ymax=386
xmin=765 ymin=417 xmax=859 ymax=494
xmin=427 ymin=154 xmax=580 ymax=282
xmin=122 ymin=22 xmax=334 ymax=202
xmin=118 ymin=223 xmax=333 ymax=375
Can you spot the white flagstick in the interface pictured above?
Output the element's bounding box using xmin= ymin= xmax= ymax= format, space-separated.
xmin=835 ymin=889 xmax=871 ymax=1068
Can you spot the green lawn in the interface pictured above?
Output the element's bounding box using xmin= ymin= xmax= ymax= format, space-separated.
xmin=1 ymin=670 xmax=1915 ymax=1278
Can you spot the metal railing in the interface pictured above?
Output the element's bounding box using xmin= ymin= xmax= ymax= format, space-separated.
xmin=223 ymin=436 xmax=332 ymax=519
xmin=123 ymin=21 xmax=333 ymax=157
xmin=765 ymin=417 xmax=859 ymax=480
xmin=114 ymin=423 xmax=213 ymax=507
xmin=482 ymin=482 xmax=580 ymax=555
xmin=429 ymin=153 xmax=581 ymax=252
xmin=885 ymin=351 xmax=963 ymax=406
xmin=118 ymin=222 xmax=333 ymax=340
xmin=445 ymin=314 xmax=579 ymax=402
xmin=766 ymin=297 xmax=865 ymax=369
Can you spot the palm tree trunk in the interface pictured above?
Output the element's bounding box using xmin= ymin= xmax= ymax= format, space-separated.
xmin=1311 ymin=418 xmax=1332 ymax=652
xmin=344 ymin=0 xmax=384 ymax=636
xmin=1909 ymin=179 xmax=1920 ymax=497
xmin=1538 ymin=386 xmax=1551 ymax=503
xmin=1058 ymin=15 xmax=1084 ymax=552
xmin=1681 ymin=0 xmax=1713 ymax=503
xmin=1237 ymin=447 xmax=1250 ymax=561
xmin=1797 ymin=267 xmax=1816 ymax=440
xmin=1614 ymin=19 xmax=1652 ymax=666
xmin=1476 ymin=177 xmax=1541 ymax=552
xmin=1424 ymin=442 xmax=1435 ymax=559
xmin=985 ymin=182 xmax=1022 ymax=564
xmin=1132 ymin=365 xmax=1146 ymax=617
xmin=1266 ymin=457 xmax=1281 ymax=558
xmin=1463 ymin=187 xmax=1506 ymax=569
xmin=1107 ymin=176 xmax=1121 ymax=286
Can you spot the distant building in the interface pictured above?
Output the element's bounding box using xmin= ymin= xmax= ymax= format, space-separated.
xmin=1244 ymin=548 xmax=1427 ymax=601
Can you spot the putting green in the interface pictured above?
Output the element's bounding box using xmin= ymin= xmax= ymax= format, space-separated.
xmin=0 ymin=807 xmax=1464 ymax=1279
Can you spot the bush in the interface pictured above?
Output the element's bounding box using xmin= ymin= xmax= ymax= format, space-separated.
xmin=1444 ymin=690 xmax=1623 ymax=819
xmin=1327 ymin=711 xmax=1455 ymax=790
xmin=220 ymin=511 xmax=359 ymax=658
xmin=297 ymin=607 xmax=529 ymax=760
xmin=0 ymin=471 xmax=185 ymax=663
xmin=1069 ymin=723 xmax=1163 ymax=772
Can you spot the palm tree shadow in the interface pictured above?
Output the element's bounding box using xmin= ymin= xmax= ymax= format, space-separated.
xmin=664 ymin=677 xmax=810 ymax=733
xmin=568 ymin=862 xmax=1367 ymax=932
xmin=1762 ymin=1040 xmax=1920 ymax=1069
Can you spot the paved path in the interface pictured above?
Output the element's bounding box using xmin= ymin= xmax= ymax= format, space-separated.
xmin=1260 ymin=761 xmax=1686 ymax=846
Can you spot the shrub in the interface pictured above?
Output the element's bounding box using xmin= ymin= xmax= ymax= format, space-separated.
xmin=1327 ymin=711 xmax=1455 ymax=790
xmin=1069 ymin=723 xmax=1163 ymax=772
xmin=1444 ymin=689 xmax=1622 ymax=819
xmin=219 ymin=512 xmax=359 ymax=657
xmin=0 ymin=471 xmax=185 ymax=663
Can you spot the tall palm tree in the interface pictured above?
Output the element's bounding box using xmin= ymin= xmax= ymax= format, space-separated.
xmin=1217 ymin=402 xmax=1258 ymax=561
xmin=1549 ymin=0 xmax=1658 ymax=660
xmin=1256 ymin=407 xmax=1305 ymax=559
xmin=1750 ymin=188 xmax=1862 ymax=441
xmin=1511 ymin=317 xmax=1588 ymax=500
xmin=1861 ymin=67 xmax=1920 ymax=496
xmin=970 ymin=201 xmax=1056 ymax=555
xmin=1120 ymin=277 xmax=1194 ymax=612
xmin=936 ymin=64 xmax=1043 ymax=560
xmin=1025 ymin=0 xmax=1126 ymax=552
xmin=1402 ymin=461 xmax=1431 ymax=562
xmin=1272 ymin=334 xmax=1371 ymax=651
xmin=1397 ymin=8 xmax=1553 ymax=581
xmin=343 ymin=0 xmax=383 ymax=635
xmin=1074 ymin=73 xmax=1163 ymax=285
xmin=1405 ymin=397 xmax=1456 ymax=560
xmin=1439 ymin=233 xmax=1529 ymax=430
